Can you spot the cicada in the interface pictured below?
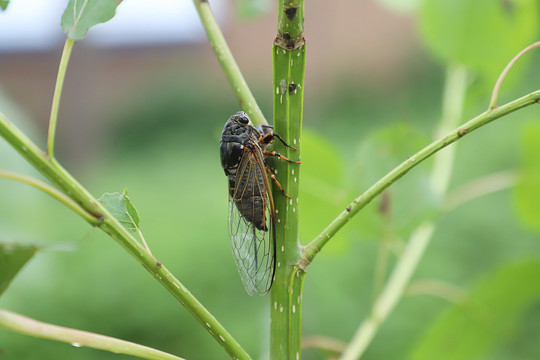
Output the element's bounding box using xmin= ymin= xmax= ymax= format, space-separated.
xmin=220 ymin=111 xmax=300 ymax=295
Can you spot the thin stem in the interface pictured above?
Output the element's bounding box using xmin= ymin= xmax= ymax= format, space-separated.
xmin=341 ymin=65 xmax=468 ymax=359
xmin=302 ymin=335 xmax=347 ymax=354
xmin=489 ymin=41 xmax=540 ymax=109
xmin=430 ymin=65 xmax=467 ymax=198
xmin=48 ymin=38 xmax=74 ymax=157
xmin=0 ymin=309 xmax=184 ymax=360
xmin=192 ymin=0 xmax=267 ymax=127
xmin=0 ymin=170 xmax=99 ymax=225
xmin=406 ymin=279 xmax=467 ymax=304
xmin=340 ymin=223 xmax=435 ymax=360
xmin=444 ymin=170 xmax=518 ymax=211
xmin=0 ymin=114 xmax=250 ymax=360
xmin=303 ymin=89 xmax=540 ymax=263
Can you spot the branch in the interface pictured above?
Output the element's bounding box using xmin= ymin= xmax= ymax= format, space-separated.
xmin=0 ymin=309 xmax=185 ymax=360
xmin=339 ymin=222 xmax=435 ymax=360
xmin=47 ymin=38 xmax=74 ymax=158
xmin=303 ymin=90 xmax=540 ymax=263
xmin=489 ymin=41 xmax=540 ymax=109
xmin=340 ymin=66 xmax=468 ymax=360
xmin=0 ymin=113 xmax=250 ymax=360
xmin=192 ymin=0 xmax=267 ymax=127
xmin=0 ymin=170 xmax=99 ymax=225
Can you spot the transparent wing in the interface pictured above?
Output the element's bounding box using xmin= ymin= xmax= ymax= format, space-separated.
xmin=228 ymin=149 xmax=275 ymax=295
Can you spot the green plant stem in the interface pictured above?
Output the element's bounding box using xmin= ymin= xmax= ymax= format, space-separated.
xmin=0 ymin=309 xmax=184 ymax=360
xmin=0 ymin=114 xmax=250 ymax=360
xmin=192 ymin=0 xmax=266 ymax=127
xmin=47 ymin=38 xmax=74 ymax=158
xmin=0 ymin=170 xmax=99 ymax=225
xmin=303 ymin=89 xmax=540 ymax=263
xmin=430 ymin=65 xmax=467 ymax=198
xmin=489 ymin=41 xmax=540 ymax=109
xmin=341 ymin=66 xmax=468 ymax=359
xmin=271 ymin=1 xmax=305 ymax=359
xmin=444 ymin=170 xmax=518 ymax=211
xmin=340 ymin=223 xmax=435 ymax=360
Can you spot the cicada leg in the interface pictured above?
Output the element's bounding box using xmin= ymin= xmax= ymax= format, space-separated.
xmin=265 ymin=166 xmax=291 ymax=198
xmin=262 ymin=150 xmax=301 ymax=164
xmin=258 ymin=126 xmax=299 ymax=151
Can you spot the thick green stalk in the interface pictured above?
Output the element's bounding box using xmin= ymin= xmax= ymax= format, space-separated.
xmin=0 ymin=114 xmax=250 ymax=360
xmin=0 ymin=310 xmax=184 ymax=360
xmin=192 ymin=0 xmax=267 ymax=126
xmin=48 ymin=38 xmax=74 ymax=158
xmin=303 ymin=89 xmax=540 ymax=263
xmin=271 ymin=1 xmax=305 ymax=359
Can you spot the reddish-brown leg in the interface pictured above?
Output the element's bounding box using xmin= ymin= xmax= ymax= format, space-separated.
xmin=266 ymin=167 xmax=291 ymax=198
xmin=263 ymin=150 xmax=301 ymax=164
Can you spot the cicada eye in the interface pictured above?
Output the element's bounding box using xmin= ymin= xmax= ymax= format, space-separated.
xmin=233 ymin=111 xmax=249 ymax=125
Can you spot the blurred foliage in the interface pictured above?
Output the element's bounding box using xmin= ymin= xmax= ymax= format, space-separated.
xmin=409 ymin=260 xmax=540 ymax=360
xmin=233 ymin=0 xmax=271 ymax=19
xmin=0 ymin=0 xmax=540 ymax=359
xmin=419 ymin=0 xmax=538 ymax=81
xmin=514 ymin=124 xmax=540 ymax=232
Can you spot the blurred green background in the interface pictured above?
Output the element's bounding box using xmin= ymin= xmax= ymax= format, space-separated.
xmin=1 ymin=0 xmax=540 ymax=359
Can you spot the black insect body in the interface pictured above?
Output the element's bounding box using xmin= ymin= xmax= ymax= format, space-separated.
xmin=220 ymin=111 xmax=299 ymax=295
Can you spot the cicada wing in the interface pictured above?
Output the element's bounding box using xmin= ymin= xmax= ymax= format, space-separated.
xmin=228 ymin=148 xmax=275 ymax=295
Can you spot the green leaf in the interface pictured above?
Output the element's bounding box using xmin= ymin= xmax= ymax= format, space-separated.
xmin=234 ymin=0 xmax=270 ymax=19
xmin=61 ymin=0 xmax=121 ymax=40
xmin=0 ymin=0 xmax=9 ymax=11
xmin=0 ymin=243 xmax=37 ymax=297
xmin=98 ymin=190 xmax=140 ymax=232
xmin=419 ymin=0 xmax=539 ymax=79
xmin=514 ymin=124 xmax=540 ymax=232
xmin=408 ymin=260 xmax=540 ymax=360
xmin=376 ymin=0 xmax=420 ymax=13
